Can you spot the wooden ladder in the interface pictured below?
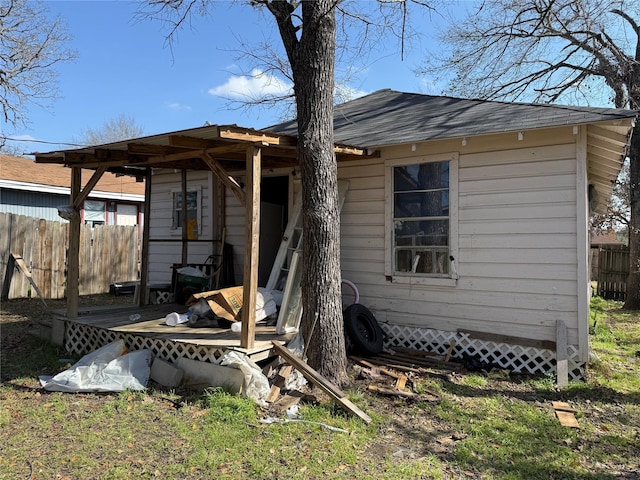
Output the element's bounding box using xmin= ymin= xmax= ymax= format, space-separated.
xmin=269 ymin=180 xmax=350 ymax=334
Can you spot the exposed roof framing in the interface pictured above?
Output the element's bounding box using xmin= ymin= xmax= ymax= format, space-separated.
xmin=34 ymin=123 xmax=374 ymax=174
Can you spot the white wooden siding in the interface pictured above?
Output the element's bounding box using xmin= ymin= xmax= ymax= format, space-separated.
xmin=338 ymin=139 xmax=582 ymax=346
xmin=147 ymin=169 xmax=214 ymax=284
xmin=143 ymin=127 xmax=588 ymax=352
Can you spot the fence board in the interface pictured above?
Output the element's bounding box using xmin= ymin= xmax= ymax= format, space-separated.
xmin=596 ymin=245 xmax=629 ymax=301
xmin=0 ymin=214 xmax=139 ymax=299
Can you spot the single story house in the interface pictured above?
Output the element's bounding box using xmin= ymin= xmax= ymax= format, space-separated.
xmin=0 ymin=153 xmax=144 ymax=226
xmin=35 ymin=90 xmax=637 ymax=379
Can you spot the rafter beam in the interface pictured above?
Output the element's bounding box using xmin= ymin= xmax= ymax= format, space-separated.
xmin=201 ymin=152 xmax=245 ymax=203
xmin=72 ymin=165 xmax=107 ymax=210
xmin=169 ymin=135 xmax=217 ymax=149
xmin=127 ymin=143 xmax=179 ymax=155
xmin=218 ymin=126 xmax=297 ymax=147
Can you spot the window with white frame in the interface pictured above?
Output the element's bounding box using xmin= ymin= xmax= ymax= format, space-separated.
xmin=171 ymin=187 xmax=202 ymax=233
xmin=386 ymin=153 xmax=458 ymax=284
xmin=84 ymin=200 xmax=106 ymax=227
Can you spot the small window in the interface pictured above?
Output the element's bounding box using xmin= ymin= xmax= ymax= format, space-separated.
xmin=84 ymin=200 xmax=106 ymax=227
xmin=171 ymin=187 xmax=202 ymax=236
xmin=386 ymin=153 xmax=458 ymax=285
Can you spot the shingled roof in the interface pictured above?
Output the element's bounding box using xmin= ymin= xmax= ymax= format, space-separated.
xmin=267 ymin=89 xmax=637 ymax=147
xmin=0 ymin=154 xmax=144 ymax=196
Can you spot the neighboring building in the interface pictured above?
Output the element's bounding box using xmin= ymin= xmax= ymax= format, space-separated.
xmin=0 ymin=154 xmax=144 ymax=225
xmin=34 ymin=90 xmax=637 ymax=379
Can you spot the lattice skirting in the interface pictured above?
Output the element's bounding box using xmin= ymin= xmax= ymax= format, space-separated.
xmin=381 ymin=323 xmax=586 ymax=381
xmin=65 ymin=322 xmax=228 ymax=365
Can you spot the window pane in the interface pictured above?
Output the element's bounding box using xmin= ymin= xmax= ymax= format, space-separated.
xmin=394 ymin=162 xmax=449 ymax=191
xmin=392 ymin=160 xmax=451 ymax=276
xmin=173 ymin=191 xmax=198 ymax=229
xmin=84 ymin=200 xmax=105 ymax=221
xmin=395 ymin=248 xmax=450 ymax=274
xmin=394 ymin=219 xmax=449 ymax=247
xmin=394 ymin=190 xmax=449 ymax=218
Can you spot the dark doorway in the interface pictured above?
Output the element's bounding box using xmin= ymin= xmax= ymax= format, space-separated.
xmin=259 ymin=176 xmax=289 ymax=286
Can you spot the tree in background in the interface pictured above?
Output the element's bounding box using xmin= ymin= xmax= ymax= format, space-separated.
xmin=421 ymin=0 xmax=640 ymax=309
xmin=76 ymin=114 xmax=145 ymax=146
xmin=591 ymin=158 xmax=630 ymax=241
xmin=140 ymin=0 xmax=436 ymax=385
xmin=0 ymin=0 xmax=75 ymax=146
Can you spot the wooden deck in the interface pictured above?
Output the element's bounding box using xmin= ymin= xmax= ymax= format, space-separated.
xmin=57 ymin=303 xmax=293 ymax=363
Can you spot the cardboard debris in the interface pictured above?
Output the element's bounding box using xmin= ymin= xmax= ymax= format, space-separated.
xmin=187 ymin=286 xmax=244 ymax=322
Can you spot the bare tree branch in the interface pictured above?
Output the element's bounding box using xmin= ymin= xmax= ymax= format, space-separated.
xmin=0 ymin=0 xmax=76 ymax=128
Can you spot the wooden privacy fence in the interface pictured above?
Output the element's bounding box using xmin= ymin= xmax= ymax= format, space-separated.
xmin=595 ymin=244 xmax=629 ymax=301
xmin=0 ymin=213 xmax=139 ymax=299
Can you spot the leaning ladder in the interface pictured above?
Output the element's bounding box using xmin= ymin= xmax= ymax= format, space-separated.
xmin=267 ymin=180 xmax=350 ymax=334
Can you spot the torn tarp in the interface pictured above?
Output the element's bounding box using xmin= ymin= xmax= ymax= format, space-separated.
xmin=39 ymin=340 xmax=152 ymax=393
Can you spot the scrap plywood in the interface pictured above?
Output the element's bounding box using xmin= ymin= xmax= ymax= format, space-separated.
xmin=552 ymin=401 xmax=579 ymax=428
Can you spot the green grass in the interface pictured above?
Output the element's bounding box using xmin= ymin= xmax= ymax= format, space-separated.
xmin=1 ymin=296 xmax=639 ymax=479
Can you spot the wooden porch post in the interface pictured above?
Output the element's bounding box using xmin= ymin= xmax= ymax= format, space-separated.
xmin=67 ymin=167 xmax=82 ymax=318
xmin=138 ymin=168 xmax=152 ymax=306
xmin=181 ymin=169 xmax=188 ymax=266
xmin=241 ymin=146 xmax=261 ymax=349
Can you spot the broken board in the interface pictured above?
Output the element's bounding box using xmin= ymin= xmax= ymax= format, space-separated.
xmin=272 ymin=341 xmax=371 ymax=424
xmin=1 ymin=253 xmax=47 ymax=307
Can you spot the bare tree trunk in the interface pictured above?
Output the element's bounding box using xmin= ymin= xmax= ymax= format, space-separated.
xmin=623 ymin=37 xmax=640 ymax=310
xmin=269 ymin=0 xmax=348 ymax=385
xmin=624 ymin=126 xmax=640 ymax=309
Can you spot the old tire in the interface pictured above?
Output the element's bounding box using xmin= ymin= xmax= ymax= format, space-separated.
xmin=343 ymin=304 xmax=384 ymax=356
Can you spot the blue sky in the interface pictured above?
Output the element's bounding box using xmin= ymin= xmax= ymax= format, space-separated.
xmin=6 ymin=0 xmax=448 ymax=155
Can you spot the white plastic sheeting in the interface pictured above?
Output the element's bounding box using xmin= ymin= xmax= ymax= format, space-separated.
xmin=39 ymin=340 xmax=152 ymax=393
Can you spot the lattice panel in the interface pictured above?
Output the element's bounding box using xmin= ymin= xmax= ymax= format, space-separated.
xmin=65 ymin=322 xmax=227 ymax=365
xmin=381 ymin=324 xmax=585 ymax=381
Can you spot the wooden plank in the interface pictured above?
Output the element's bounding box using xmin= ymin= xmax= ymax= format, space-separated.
xmin=241 ymin=147 xmax=261 ymax=349
xmin=551 ymin=401 xmax=576 ymax=413
xmin=72 ymin=166 xmax=107 ymax=210
xmin=201 ymin=152 xmax=245 ymax=203
xmin=458 ymin=329 xmax=556 ymax=351
xmin=11 ymin=254 xmax=46 ymax=307
xmin=272 ymin=341 xmax=372 ymax=424
xmin=555 ymin=410 xmax=579 ymax=428
xmin=377 ymin=351 xmax=456 ymax=368
xmin=351 ymin=357 xmax=404 ymax=380
xmin=1 ymin=252 xmax=16 ymax=300
xmin=444 ymin=339 xmax=456 ymax=362
xmin=139 ymin=168 xmax=152 ymax=306
xmin=556 ymin=319 xmax=568 ymax=388
xmin=273 ymin=390 xmax=304 ymax=410
xmin=266 ymin=365 xmax=293 ymax=403
xmin=368 ymin=385 xmax=417 ymax=398
xmin=68 ymin=167 xmax=82 ymax=317
xmin=394 ymin=374 xmax=407 ymax=391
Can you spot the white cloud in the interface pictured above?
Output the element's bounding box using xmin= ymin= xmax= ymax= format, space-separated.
xmin=165 ymin=102 xmax=192 ymax=111
xmin=335 ymin=84 xmax=369 ymax=103
xmin=10 ymin=134 xmax=36 ymax=141
xmin=209 ymin=69 xmax=293 ymax=100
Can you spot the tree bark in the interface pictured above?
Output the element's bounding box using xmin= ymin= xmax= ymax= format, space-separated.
xmin=624 ymin=125 xmax=640 ymax=309
xmin=623 ymin=25 xmax=640 ymax=310
xmin=269 ymin=0 xmax=348 ymax=386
